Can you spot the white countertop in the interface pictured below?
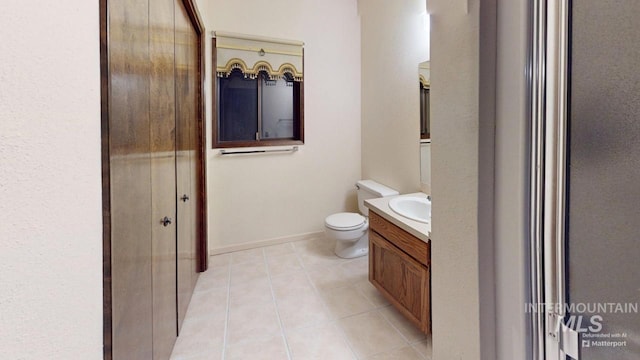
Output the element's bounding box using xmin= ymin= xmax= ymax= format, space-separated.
xmin=365 ymin=192 xmax=431 ymax=243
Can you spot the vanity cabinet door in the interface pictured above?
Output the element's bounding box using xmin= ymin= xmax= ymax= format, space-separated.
xmin=369 ymin=231 xmax=430 ymax=334
xmin=369 ymin=211 xmax=429 ymax=266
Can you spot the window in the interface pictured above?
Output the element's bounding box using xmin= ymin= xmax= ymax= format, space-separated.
xmin=216 ymin=70 xmax=303 ymax=146
xmin=212 ymin=32 xmax=304 ymax=148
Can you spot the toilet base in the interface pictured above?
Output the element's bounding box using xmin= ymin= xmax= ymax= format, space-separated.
xmin=334 ymin=233 xmax=369 ymax=259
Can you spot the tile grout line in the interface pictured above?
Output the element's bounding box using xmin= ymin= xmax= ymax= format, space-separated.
xmin=335 ymin=307 xmax=422 ymax=360
xmin=264 ymin=249 xmax=294 ymax=360
xmin=375 ymin=310 xmax=427 ymax=360
xmin=291 ymin=239 xmax=360 ymax=360
xmin=220 ymin=257 xmax=232 ymax=360
xmin=376 ymin=304 xmax=427 ymax=345
xmin=410 ymin=338 xmax=431 ymax=360
xmin=292 ymin=239 xmax=340 ymax=326
xmin=343 ymin=258 xmax=389 ymax=311
xmin=343 ymin=256 xmax=430 ymax=358
xmin=298 ymin=240 xmax=423 ymax=359
xmin=328 ymin=317 xmax=360 ymax=360
xmin=208 ymin=239 xmax=430 ymax=360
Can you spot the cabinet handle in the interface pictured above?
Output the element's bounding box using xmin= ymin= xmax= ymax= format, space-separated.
xmin=161 ymin=216 xmax=172 ymax=227
xmin=180 ymin=194 xmax=190 ymax=202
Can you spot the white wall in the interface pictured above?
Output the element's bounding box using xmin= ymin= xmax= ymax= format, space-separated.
xmin=0 ymin=1 xmax=103 ymax=358
xmin=420 ymin=142 xmax=431 ymax=190
xmin=206 ymin=0 xmax=362 ymax=250
xmin=360 ymin=0 xmax=430 ymax=194
xmin=429 ymin=0 xmax=484 ymax=358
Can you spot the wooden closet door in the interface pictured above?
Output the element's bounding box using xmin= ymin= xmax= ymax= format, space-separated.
xmin=149 ymin=0 xmax=178 ymax=358
xmin=175 ymin=0 xmax=199 ymax=329
xmin=104 ymin=0 xmax=206 ymax=357
xmin=108 ymin=0 xmax=154 ymax=358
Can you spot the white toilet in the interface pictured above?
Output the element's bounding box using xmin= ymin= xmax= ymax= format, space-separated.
xmin=324 ymin=180 xmax=399 ymax=258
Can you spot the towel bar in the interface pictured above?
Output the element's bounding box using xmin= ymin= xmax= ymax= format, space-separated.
xmin=218 ymin=146 xmax=299 ymax=156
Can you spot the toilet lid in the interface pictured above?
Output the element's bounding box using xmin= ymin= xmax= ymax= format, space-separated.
xmin=325 ymin=212 xmax=366 ymax=231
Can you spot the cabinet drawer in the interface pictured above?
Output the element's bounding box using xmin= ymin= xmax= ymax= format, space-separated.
xmin=369 ymin=231 xmax=430 ymax=334
xmin=369 ymin=211 xmax=430 ymax=266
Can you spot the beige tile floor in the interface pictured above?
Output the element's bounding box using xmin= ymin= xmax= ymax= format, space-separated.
xmin=170 ymin=235 xmax=432 ymax=360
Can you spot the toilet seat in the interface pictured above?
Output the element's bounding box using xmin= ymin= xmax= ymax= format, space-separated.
xmin=325 ymin=212 xmax=366 ymax=231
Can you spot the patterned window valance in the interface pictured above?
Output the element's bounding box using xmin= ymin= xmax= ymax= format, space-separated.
xmin=214 ymin=31 xmax=304 ymax=82
xmin=419 ymin=61 xmax=430 ymax=88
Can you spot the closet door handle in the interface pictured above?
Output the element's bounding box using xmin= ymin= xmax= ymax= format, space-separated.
xmin=161 ymin=216 xmax=172 ymax=227
xmin=180 ymin=194 xmax=190 ymax=202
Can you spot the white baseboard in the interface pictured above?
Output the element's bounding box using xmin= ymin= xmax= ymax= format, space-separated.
xmin=208 ymin=231 xmax=325 ymax=255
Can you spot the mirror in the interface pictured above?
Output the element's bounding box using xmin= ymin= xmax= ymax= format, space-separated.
xmin=419 ymin=61 xmax=431 ymax=192
xmin=419 ymin=61 xmax=430 ymax=140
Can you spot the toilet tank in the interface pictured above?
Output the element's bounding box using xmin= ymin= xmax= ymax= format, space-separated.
xmin=356 ymin=180 xmax=399 ymax=215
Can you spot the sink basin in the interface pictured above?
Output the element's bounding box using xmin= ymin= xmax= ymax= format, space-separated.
xmin=388 ymin=196 xmax=431 ymax=224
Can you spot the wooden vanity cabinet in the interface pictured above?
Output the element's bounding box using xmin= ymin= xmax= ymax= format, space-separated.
xmin=368 ymin=210 xmax=431 ymax=334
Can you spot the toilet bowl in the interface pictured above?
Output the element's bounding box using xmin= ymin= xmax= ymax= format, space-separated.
xmin=324 ymin=213 xmax=369 ymax=258
xmin=324 ymin=180 xmax=398 ymax=259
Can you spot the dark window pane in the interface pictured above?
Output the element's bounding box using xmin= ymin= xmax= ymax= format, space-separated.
xmin=261 ymin=74 xmax=294 ymax=139
xmin=218 ymin=71 xmax=258 ymax=142
xmin=420 ymin=86 xmax=430 ymax=138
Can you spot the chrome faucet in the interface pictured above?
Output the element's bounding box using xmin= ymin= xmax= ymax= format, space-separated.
xmin=427 ymin=195 xmax=431 ymax=201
